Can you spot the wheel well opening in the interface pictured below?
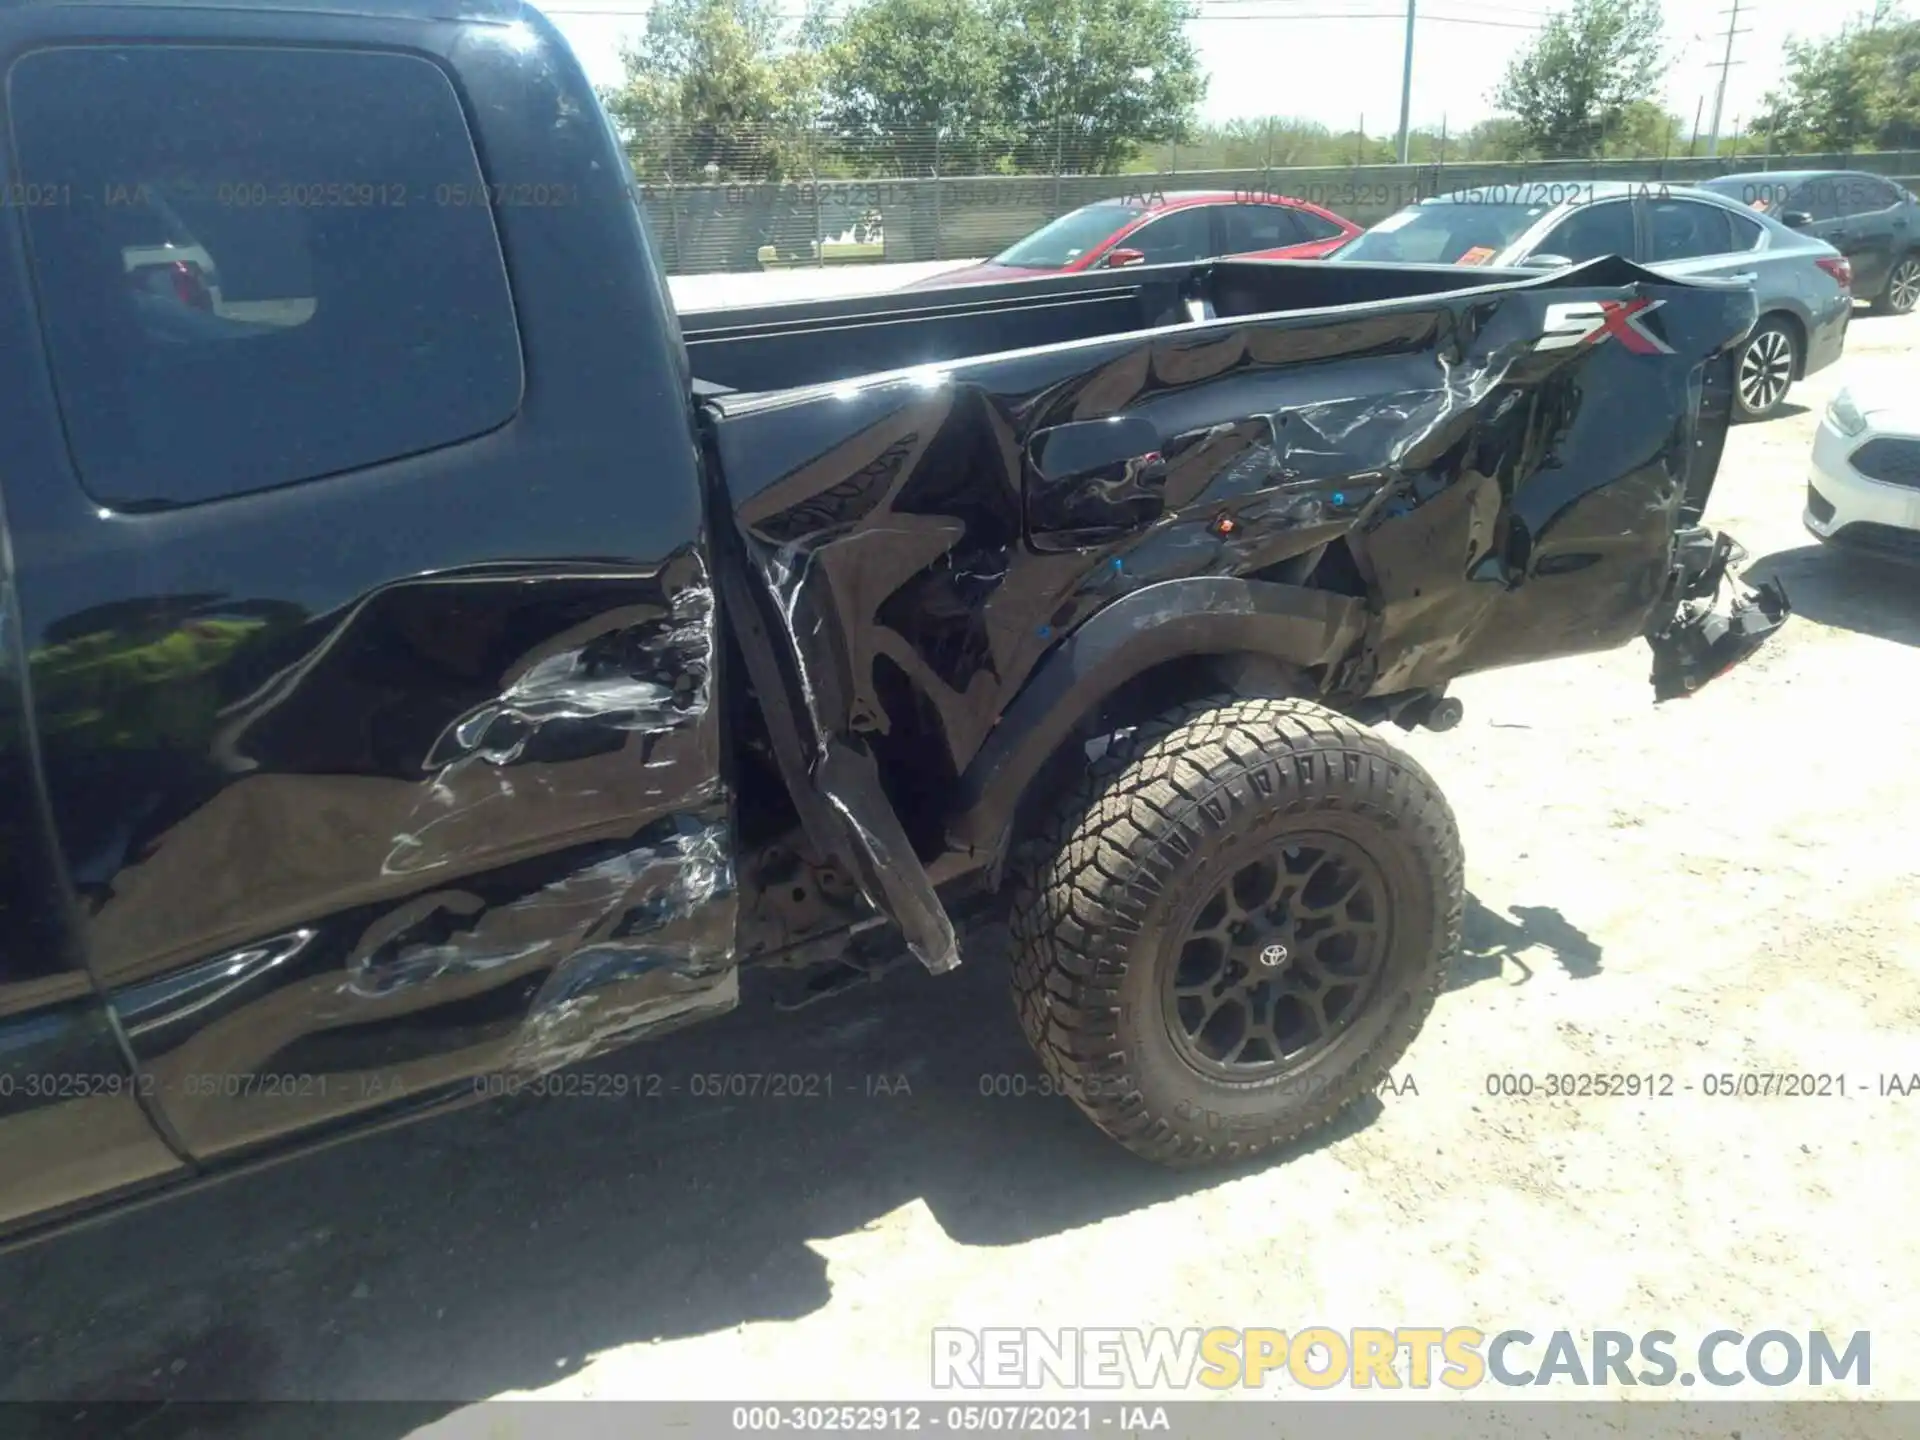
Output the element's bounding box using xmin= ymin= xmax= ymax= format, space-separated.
xmin=998 ymin=651 xmax=1315 ymax=889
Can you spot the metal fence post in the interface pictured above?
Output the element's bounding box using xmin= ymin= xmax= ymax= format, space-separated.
xmin=663 ymin=129 xmax=684 ymax=273
xmin=810 ymin=118 xmax=825 ymax=268
xmin=933 ymin=128 xmax=944 ymax=262
xmin=1052 ymin=111 xmax=1064 ymax=216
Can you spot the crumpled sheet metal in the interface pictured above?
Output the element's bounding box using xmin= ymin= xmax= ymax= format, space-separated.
xmin=105 ymin=551 xmax=743 ymax=1154
xmin=711 ymin=264 xmax=1756 ymax=965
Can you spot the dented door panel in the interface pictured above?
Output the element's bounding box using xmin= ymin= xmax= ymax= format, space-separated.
xmin=706 ymin=263 xmax=1759 ymax=949
xmin=2 ymin=1 xmax=742 ymax=1161
xmin=18 ymin=541 xmax=738 ymax=1161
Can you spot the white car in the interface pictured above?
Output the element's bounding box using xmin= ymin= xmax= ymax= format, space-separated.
xmin=1806 ymin=385 xmax=1920 ymax=559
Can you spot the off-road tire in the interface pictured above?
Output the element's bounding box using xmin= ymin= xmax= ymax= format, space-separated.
xmin=1009 ymin=696 xmax=1464 ymax=1168
xmin=1872 ymin=254 xmax=1919 ymax=316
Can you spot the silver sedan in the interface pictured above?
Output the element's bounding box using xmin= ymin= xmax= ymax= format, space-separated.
xmin=1329 ymin=181 xmax=1854 ymax=421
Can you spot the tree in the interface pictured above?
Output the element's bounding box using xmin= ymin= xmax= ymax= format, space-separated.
xmin=1600 ymin=99 xmax=1685 ymax=157
xmin=1457 ymin=117 xmax=1537 ymax=161
xmin=1491 ymin=0 xmax=1667 ymax=158
xmin=824 ymin=0 xmax=1011 ymax=175
xmin=1754 ymin=9 xmax=1920 ymax=152
xmin=992 ymin=0 xmax=1207 ymax=174
xmin=603 ymin=0 xmax=827 ymax=181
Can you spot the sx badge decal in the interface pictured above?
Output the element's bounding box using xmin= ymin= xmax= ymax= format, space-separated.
xmin=1536 ymin=298 xmax=1676 ymax=355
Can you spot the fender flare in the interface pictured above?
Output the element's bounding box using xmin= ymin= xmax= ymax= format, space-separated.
xmin=944 ymin=575 xmax=1368 ymax=869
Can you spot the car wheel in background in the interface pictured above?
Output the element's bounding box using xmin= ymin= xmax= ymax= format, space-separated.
xmin=1873 ymin=255 xmax=1920 ymax=316
xmin=1734 ymin=318 xmax=1798 ymax=422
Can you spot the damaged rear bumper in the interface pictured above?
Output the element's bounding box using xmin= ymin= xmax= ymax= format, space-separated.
xmin=1645 ymin=527 xmax=1791 ymax=702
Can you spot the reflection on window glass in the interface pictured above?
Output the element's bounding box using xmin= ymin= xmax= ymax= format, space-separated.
xmin=993 ymin=204 xmax=1145 ymax=268
xmin=1337 ymin=202 xmax=1549 ymax=264
xmin=10 ymin=45 xmax=523 ymax=509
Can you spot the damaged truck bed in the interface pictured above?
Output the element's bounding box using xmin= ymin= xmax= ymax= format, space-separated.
xmin=692 ymin=255 xmax=1791 ymax=976
xmin=0 ymin=0 xmax=1786 ymax=1249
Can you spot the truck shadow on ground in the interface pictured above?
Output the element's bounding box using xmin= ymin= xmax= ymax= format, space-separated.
xmin=1448 ymin=894 xmax=1604 ymax=990
xmin=0 ymin=926 xmax=1380 ymax=1431
xmin=1746 ymin=543 xmax=1920 ymax=648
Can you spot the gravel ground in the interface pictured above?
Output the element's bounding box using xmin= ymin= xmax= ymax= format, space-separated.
xmin=2 ymin=310 xmax=1915 ymax=1438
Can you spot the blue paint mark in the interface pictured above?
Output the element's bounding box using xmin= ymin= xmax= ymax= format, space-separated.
xmin=1332 ymin=491 xmax=1346 ymax=505
xmin=1110 ymin=557 xmax=1124 ymax=571
xmin=1037 ymin=625 xmax=1052 ymax=638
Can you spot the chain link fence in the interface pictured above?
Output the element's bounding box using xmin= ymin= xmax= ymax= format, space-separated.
xmin=628 ymin=125 xmax=1920 ymax=276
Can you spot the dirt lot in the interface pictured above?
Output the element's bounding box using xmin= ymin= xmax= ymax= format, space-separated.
xmin=3 ymin=310 xmax=1916 ymax=1434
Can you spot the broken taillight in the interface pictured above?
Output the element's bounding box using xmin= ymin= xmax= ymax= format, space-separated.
xmin=1816 ymin=255 xmax=1852 ymax=291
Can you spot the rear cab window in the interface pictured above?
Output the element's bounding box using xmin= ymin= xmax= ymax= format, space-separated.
xmin=8 ymin=44 xmax=523 ymax=510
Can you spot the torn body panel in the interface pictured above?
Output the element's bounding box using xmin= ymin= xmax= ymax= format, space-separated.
xmin=49 ymin=554 xmax=739 ymax=1162
xmin=1644 ymin=529 xmax=1792 ymax=701
xmin=704 ymin=259 xmax=1767 ymax=904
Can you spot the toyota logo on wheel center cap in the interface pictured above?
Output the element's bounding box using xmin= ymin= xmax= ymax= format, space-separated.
xmin=1259 ymin=943 xmax=1289 ymax=968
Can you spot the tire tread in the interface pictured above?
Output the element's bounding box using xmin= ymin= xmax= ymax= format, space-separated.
xmin=1008 ymin=696 xmax=1465 ymax=1168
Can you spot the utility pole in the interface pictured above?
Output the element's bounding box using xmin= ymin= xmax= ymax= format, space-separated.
xmin=1706 ymin=0 xmax=1751 ymax=158
xmin=1396 ymin=0 xmax=1416 ymax=164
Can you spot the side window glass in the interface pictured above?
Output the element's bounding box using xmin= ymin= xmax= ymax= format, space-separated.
xmin=1223 ymin=204 xmax=1302 ymax=251
xmin=1843 ymin=178 xmax=1901 ymax=216
xmin=1124 ymin=207 xmax=1215 ymax=264
xmin=1647 ymin=200 xmax=1735 ymax=261
xmin=1535 ymin=201 xmax=1636 ymax=263
xmin=9 ymin=45 xmax=523 ymax=509
xmin=1794 ymin=181 xmax=1846 ymax=222
xmin=1291 ymin=210 xmax=1347 ymax=242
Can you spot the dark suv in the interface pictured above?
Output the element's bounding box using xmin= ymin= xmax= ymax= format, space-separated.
xmin=1699 ymin=170 xmax=1920 ymax=315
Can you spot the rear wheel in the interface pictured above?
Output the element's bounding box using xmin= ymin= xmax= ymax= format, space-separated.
xmin=1734 ymin=317 xmax=1798 ymax=422
xmin=1874 ymin=255 xmax=1920 ymax=316
xmin=1008 ymin=696 xmax=1464 ymax=1168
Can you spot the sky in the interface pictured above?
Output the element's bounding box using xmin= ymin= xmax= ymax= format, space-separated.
xmin=540 ymin=0 xmax=1869 ymax=143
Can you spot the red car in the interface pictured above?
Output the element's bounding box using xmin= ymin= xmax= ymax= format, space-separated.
xmin=905 ymin=190 xmax=1362 ymax=288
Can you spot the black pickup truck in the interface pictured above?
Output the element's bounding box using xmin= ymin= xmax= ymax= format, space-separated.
xmin=0 ymin=0 xmax=1788 ymax=1250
